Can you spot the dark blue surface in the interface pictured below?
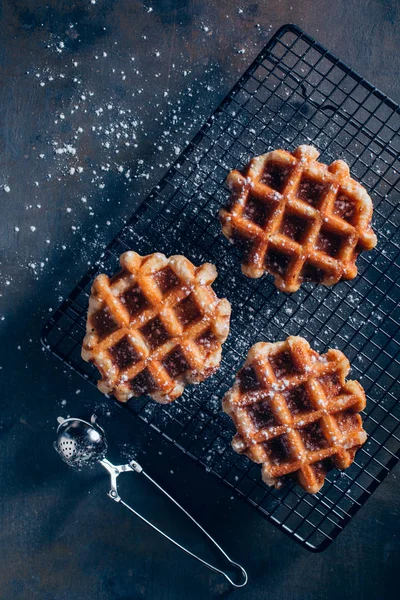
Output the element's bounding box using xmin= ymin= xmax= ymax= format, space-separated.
xmin=1 ymin=1 xmax=399 ymax=598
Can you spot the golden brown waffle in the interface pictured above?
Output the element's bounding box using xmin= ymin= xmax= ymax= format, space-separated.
xmin=222 ymin=336 xmax=367 ymax=494
xmin=219 ymin=145 xmax=377 ymax=292
xmin=82 ymin=251 xmax=231 ymax=403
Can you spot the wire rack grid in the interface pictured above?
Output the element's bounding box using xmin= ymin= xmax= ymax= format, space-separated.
xmin=42 ymin=24 xmax=400 ymax=551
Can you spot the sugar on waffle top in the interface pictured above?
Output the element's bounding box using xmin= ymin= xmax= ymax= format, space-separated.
xmin=82 ymin=251 xmax=231 ymax=403
xmin=222 ymin=336 xmax=367 ymax=494
xmin=219 ymin=145 xmax=377 ymax=293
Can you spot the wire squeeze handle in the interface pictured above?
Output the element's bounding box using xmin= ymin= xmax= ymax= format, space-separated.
xmin=99 ymin=458 xmax=248 ymax=588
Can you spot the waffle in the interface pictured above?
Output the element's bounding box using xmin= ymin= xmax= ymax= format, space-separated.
xmin=222 ymin=336 xmax=367 ymax=494
xmin=219 ymin=145 xmax=377 ymax=292
xmin=82 ymin=251 xmax=231 ymax=403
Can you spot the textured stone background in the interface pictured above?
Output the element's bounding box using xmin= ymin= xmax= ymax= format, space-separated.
xmin=1 ymin=1 xmax=398 ymax=598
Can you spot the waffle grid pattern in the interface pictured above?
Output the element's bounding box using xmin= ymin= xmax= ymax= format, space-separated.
xmin=223 ymin=337 xmax=367 ymax=494
xmin=42 ymin=25 xmax=400 ymax=551
xmin=82 ymin=251 xmax=231 ymax=403
xmin=219 ymin=145 xmax=377 ymax=291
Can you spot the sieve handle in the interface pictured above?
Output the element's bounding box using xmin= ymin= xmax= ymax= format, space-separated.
xmin=99 ymin=458 xmax=247 ymax=588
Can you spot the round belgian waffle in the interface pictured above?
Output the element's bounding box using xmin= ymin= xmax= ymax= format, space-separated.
xmin=219 ymin=145 xmax=377 ymax=292
xmin=82 ymin=251 xmax=231 ymax=404
xmin=222 ymin=336 xmax=367 ymax=494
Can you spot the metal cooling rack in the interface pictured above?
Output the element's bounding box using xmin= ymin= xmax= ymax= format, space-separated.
xmin=42 ymin=24 xmax=400 ymax=551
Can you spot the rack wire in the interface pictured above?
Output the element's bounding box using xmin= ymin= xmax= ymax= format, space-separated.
xmin=42 ymin=25 xmax=400 ymax=551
